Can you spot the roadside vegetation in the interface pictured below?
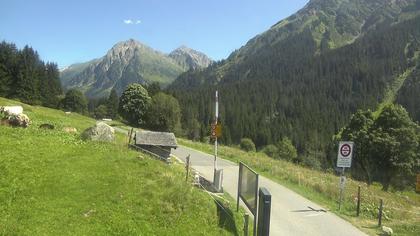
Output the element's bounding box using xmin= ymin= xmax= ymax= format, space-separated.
xmin=179 ymin=138 xmax=420 ymax=236
xmin=0 ymin=97 xmax=243 ymax=235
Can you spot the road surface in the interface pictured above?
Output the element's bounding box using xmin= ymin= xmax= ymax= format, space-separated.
xmin=172 ymin=145 xmax=367 ymax=236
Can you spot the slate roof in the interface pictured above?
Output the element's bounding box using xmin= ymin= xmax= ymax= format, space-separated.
xmin=135 ymin=131 xmax=178 ymax=148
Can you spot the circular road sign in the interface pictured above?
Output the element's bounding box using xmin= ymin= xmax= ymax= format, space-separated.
xmin=340 ymin=144 xmax=351 ymax=157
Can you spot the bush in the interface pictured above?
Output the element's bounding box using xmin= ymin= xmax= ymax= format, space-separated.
xmin=261 ymin=144 xmax=278 ymax=158
xmin=240 ymin=138 xmax=256 ymax=152
xmin=277 ymin=137 xmax=298 ymax=161
xmin=301 ymin=155 xmax=322 ymax=170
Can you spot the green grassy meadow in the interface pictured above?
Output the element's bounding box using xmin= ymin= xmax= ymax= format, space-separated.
xmin=0 ymin=97 xmax=242 ymax=235
xmin=178 ymin=138 xmax=420 ymax=236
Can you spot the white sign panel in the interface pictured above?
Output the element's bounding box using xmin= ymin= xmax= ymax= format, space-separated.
xmin=337 ymin=141 xmax=354 ymax=168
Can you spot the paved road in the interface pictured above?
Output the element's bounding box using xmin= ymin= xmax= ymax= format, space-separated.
xmin=173 ymin=146 xmax=367 ymax=236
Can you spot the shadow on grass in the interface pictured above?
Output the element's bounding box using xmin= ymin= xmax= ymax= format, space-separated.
xmin=215 ymin=199 xmax=239 ymax=236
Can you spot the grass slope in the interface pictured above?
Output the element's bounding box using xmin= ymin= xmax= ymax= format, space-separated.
xmin=179 ymin=139 xmax=420 ymax=236
xmin=0 ymin=97 xmax=242 ymax=236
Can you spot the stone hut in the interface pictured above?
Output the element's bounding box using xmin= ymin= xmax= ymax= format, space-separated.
xmin=134 ymin=131 xmax=178 ymax=161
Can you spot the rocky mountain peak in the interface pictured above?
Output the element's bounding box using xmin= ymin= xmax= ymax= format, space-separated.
xmin=169 ymin=46 xmax=212 ymax=70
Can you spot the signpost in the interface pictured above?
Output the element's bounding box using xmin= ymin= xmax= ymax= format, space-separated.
xmin=337 ymin=141 xmax=354 ymax=210
xmin=212 ymin=90 xmax=223 ymax=189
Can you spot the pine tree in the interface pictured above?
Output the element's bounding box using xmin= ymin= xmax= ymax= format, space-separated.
xmin=107 ymin=88 xmax=119 ymax=119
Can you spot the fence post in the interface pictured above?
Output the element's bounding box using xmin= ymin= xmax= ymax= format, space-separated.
xmin=356 ymin=185 xmax=361 ymax=217
xmin=185 ymin=155 xmax=190 ymax=182
xmin=243 ymin=213 xmax=249 ymax=236
xmin=128 ymin=128 xmax=134 ymax=147
xmin=378 ymin=199 xmax=383 ymax=227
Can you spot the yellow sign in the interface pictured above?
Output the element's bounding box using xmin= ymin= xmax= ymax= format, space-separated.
xmin=417 ymin=174 xmax=420 ymax=193
xmin=211 ymin=123 xmax=222 ymax=138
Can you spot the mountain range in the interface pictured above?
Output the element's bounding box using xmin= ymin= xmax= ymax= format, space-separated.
xmin=169 ymin=0 xmax=420 ymax=156
xmin=60 ymin=39 xmax=211 ymax=98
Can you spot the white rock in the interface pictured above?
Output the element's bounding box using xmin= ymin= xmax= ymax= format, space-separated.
xmin=382 ymin=226 xmax=393 ymax=235
xmin=82 ymin=122 xmax=115 ymax=142
xmin=1 ymin=106 xmax=23 ymax=115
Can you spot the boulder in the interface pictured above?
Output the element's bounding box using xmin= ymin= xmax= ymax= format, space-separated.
xmin=81 ymin=122 xmax=115 ymax=142
xmin=6 ymin=113 xmax=30 ymax=127
xmin=0 ymin=106 xmax=23 ymax=115
xmin=381 ymin=226 xmax=393 ymax=236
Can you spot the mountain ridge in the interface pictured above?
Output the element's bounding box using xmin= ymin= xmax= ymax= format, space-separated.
xmin=60 ymin=39 xmax=211 ymax=98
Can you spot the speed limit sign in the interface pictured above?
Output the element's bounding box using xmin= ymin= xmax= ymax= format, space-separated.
xmin=337 ymin=141 xmax=354 ymax=168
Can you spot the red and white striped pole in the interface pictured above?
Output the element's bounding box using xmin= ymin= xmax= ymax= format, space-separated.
xmin=214 ymin=90 xmax=219 ymax=181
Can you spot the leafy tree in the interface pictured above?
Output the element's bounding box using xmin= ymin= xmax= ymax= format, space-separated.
xmin=61 ymin=89 xmax=88 ymax=114
xmin=338 ymin=105 xmax=420 ymax=190
xmin=240 ymin=138 xmax=256 ymax=152
xmin=370 ymin=104 xmax=420 ymax=191
xmin=147 ymin=92 xmax=181 ymax=133
xmin=107 ymin=88 xmax=119 ymax=119
xmin=339 ymin=110 xmax=375 ymax=184
xmin=277 ymin=137 xmax=298 ymax=161
xmin=119 ymin=83 xmax=151 ymax=126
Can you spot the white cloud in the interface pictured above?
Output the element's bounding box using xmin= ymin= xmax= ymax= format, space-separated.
xmin=124 ymin=19 xmax=141 ymax=25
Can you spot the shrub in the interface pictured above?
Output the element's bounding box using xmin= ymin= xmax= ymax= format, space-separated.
xmin=277 ymin=137 xmax=298 ymax=161
xmin=240 ymin=138 xmax=256 ymax=152
xmin=261 ymin=144 xmax=278 ymax=158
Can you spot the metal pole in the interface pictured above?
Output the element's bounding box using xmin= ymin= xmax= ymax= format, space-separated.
xmin=253 ymin=174 xmax=259 ymax=236
xmin=237 ymin=163 xmax=242 ymax=212
xmin=214 ymin=90 xmax=218 ymax=181
xmin=378 ymin=199 xmax=383 ymax=227
xmin=339 ymin=167 xmax=345 ymax=211
xmin=357 ymin=185 xmax=361 ymax=217
xmin=244 ymin=213 xmax=249 ymax=236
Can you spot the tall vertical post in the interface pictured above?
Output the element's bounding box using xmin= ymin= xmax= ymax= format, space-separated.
xmin=356 ymin=185 xmax=361 ymax=216
xmin=378 ymin=199 xmax=383 ymax=227
xmin=257 ymin=187 xmax=272 ymax=236
xmin=339 ymin=167 xmax=345 ymax=211
xmin=186 ymin=155 xmax=190 ymax=182
xmin=214 ymin=90 xmax=219 ymax=182
xmin=237 ymin=163 xmax=242 ymax=212
xmin=244 ymin=213 xmax=249 ymax=236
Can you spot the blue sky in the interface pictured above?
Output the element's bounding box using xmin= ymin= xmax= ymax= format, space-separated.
xmin=0 ymin=0 xmax=309 ymax=68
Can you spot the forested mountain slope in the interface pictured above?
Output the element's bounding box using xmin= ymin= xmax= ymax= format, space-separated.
xmin=169 ymin=0 xmax=420 ymax=157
